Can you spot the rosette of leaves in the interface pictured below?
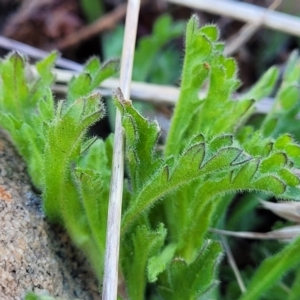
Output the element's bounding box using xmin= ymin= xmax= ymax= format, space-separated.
xmin=2 ymin=14 xmax=300 ymax=300
xmin=116 ymin=16 xmax=300 ymax=300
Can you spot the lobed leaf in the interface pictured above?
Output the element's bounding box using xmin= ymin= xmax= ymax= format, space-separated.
xmin=43 ymin=93 xmax=105 ymax=222
xmin=0 ymin=52 xmax=57 ymax=188
xmin=157 ymin=240 xmax=222 ymax=300
xmin=67 ymin=57 xmax=119 ymax=103
xmin=148 ymin=243 xmax=177 ymax=283
xmin=241 ymin=66 xmax=279 ymax=101
xmin=115 ymin=96 xmax=162 ymax=192
xmin=122 ymin=224 xmax=166 ymax=300
xmin=260 ymin=50 xmax=300 ymax=140
xmin=165 ymin=16 xmax=254 ymax=157
xmin=119 ymin=96 xmax=300 ymax=240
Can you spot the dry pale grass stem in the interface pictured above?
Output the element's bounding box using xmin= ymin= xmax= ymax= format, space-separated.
xmin=102 ymin=1 xmax=141 ymax=299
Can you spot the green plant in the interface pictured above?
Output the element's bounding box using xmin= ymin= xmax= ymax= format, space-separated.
xmin=80 ymin=0 xmax=104 ymax=23
xmin=117 ymin=16 xmax=300 ymax=299
xmin=103 ymin=14 xmax=184 ymax=84
xmin=1 ymin=15 xmax=300 ymax=300
xmin=103 ymin=14 xmax=185 ymax=129
xmin=0 ymin=52 xmax=117 ymax=281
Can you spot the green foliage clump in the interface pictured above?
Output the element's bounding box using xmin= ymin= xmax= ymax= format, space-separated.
xmin=115 ymin=15 xmax=300 ymax=300
xmin=1 ymin=14 xmax=300 ymax=300
xmin=103 ymin=14 xmax=185 ymax=128
xmin=103 ymin=14 xmax=184 ymax=84
xmin=0 ymin=52 xmax=117 ymax=281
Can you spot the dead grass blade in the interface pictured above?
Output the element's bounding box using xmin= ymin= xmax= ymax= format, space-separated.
xmin=167 ymin=0 xmax=300 ymax=38
xmin=102 ymin=1 xmax=140 ymax=299
xmin=259 ymin=200 xmax=300 ymax=223
xmin=211 ymin=226 xmax=300 ymax=241
xmin=225 ymin=0 xmax=282 ymax=56
xmin=221 ymin=236 xmax=246 ymax=293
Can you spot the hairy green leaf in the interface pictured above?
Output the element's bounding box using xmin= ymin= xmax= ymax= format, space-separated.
xmin=67 ymin=57 xmax=118 ymax=103
xmin=122 ymin=224 xmax=166 ymax=300
xmin=43 ymin=93 xmax=105 ymax=221
xmin=158 ymin=240 xmax=222 ymax=300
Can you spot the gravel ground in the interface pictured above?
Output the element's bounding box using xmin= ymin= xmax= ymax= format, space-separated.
xmin=0 ymin=130 xmax=99 ymax=300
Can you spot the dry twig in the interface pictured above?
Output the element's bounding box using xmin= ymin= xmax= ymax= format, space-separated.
xmin=102 ymin=0 xmax=140 ymax=299
xmin=57 ymin=3 xmax=127 ymax=50
xmin=210 ymin=226 xmax=300 ymax=241
xmin=225 ymin=0 xmax=282 ymax=56
xmin=167 ymin=0 xmax=300 ymax=38
xmin=49 ymin=68 xmax=275 ymax=114
xmin=0 ymin=35 xmax=82 ymax=71
xmin=221 ymin=236 xmax=246 ymax=293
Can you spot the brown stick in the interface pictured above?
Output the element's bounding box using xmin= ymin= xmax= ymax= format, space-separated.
xmin=57 ymin=3 xmax=127 ymax=50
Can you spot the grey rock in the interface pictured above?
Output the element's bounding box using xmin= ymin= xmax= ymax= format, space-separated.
xmin=0 ymin=131 xmax=99 ymax=300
